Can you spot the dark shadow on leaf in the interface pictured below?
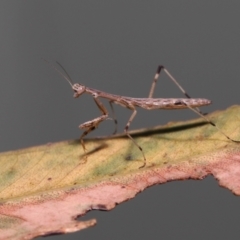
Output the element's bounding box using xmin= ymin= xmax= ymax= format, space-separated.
xmin=69 ymin=139 xmax=109 ymax=157
xmin=91 ymin=121 xmax=209 ymax=140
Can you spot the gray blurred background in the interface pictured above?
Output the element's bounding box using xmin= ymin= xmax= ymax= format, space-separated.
xmin=0 ymin=1 xmax=240 ymax=239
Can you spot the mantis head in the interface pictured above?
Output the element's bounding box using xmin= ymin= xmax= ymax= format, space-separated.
xmin=72 ymin=83 xmax=86 ymax=98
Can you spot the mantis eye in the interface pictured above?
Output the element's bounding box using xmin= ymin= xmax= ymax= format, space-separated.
xmin=72 ymin=84 xmax=85 ymax=97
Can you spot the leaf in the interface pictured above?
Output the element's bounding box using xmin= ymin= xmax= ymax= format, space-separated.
xmin=0 ymin=105 xmax=240 ymax=239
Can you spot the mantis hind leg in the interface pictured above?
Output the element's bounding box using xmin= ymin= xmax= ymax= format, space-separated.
xmin=148 ymin=65 xmax=205 ymax=114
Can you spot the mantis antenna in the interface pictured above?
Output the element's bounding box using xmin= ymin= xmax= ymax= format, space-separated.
xmin=43 ymin=59 xmax=74 ymax=87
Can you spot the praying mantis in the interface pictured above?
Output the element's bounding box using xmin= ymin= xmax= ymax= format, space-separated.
xmin=47 ymin=61 xmax=239 ymax=168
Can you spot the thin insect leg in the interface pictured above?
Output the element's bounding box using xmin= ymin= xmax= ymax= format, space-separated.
xmin=109 ymin=101 xmax=118 ymax=134
xmin=150 ymin=65 xmax=192 ymax=99
xmin=124 ymin=107 xmax=146 ymax=168
xmin=148 ymin=65 xmax=164 ymax=98
xmin=163 ymin=67 xmax=206 ymax=114
xmin=80 ymin=125 xmax=97 ymax=151
xmin=149 ymin=65 xmax=204 ymax=114
xmin=183 ymin=102 xmax=240 ymax=143
xmin=79 ymin=95 xmax=109 ymax=151
xmin=162 ymin=67 xmax=192 ymax=99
